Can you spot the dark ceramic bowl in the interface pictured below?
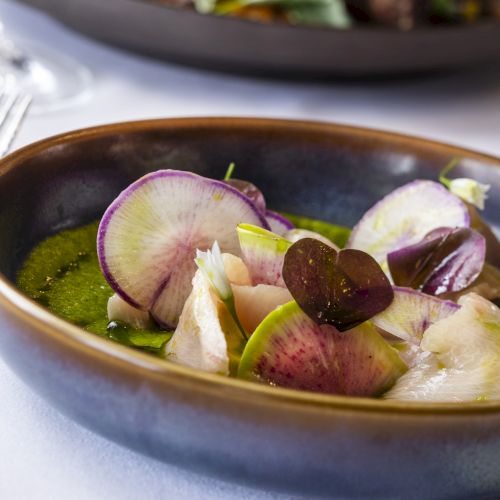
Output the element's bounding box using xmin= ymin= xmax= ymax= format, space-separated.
xmin=17 ymin=0 xmax=500 ymax=77
xmin=1 ymin=118 xmax=500 ymax=499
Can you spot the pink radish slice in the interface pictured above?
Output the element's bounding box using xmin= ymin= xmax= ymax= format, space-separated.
xmin=238 ymin=301 xmax=406 ymax=396
xmin=372 ymin=287 xmax=459 ymax=345
xmin=265 ymin=211 xmax=294 ymax=236
xmin=236 ymin=224 xmax=292 ymax=287
xmin=348 ymin=180 xmax=470 ymax=271
xmin=98 ymin=170 xmax=268 ymax=328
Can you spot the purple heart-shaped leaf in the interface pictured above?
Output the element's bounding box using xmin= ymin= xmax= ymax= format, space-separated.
xmin=387 ymin=227 xmax=486 ymax=296
xmin=282 ymin=238 xmax=394 ymax=332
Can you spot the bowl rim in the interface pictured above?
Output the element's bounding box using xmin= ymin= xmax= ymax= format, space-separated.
xmin=3 ymin=116 xmax=500 ymax=416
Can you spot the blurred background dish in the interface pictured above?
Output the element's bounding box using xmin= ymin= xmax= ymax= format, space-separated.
xmin=16 ymin=0 xmax=500 ymax=78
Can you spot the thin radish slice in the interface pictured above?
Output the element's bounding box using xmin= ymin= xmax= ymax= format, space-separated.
xmin=238 ymin=301 xmax=406 ymax=396
xmin=372 ymin=287 xmax=459 ymax=345
xmin=348 ymin=180 xmax=469 ymax=272
xmin=385 ymin=293 xmax=500 ymax=402
xmin=236 ymin=223 xmax=292 ymax=287
xmin=265 ymin=210 xmax=293 ymax=235
xmin=98 ymin=170 xmax=268 ymax=328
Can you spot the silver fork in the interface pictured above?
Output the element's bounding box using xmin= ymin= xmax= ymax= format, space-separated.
xmin=0 ymin=75 xmax=31 ymax=157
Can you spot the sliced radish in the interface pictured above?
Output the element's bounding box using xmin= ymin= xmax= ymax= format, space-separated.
xmin=233 ymin=284 xmax=293 ymax=333
xmin=265 ymin=210 xmax=294 ymax=236
xmin=236 ymin=224 xmax=292 ymax=287
xmin=385 ymin=293 xmax=500 ymax=401
xmin=348 ymin=180 xmax=469 ymax=272
xmin=285 ymin=228 xmax=339 ymax=250
xmin=238 ymin=301 xmax=407 ymax=396
xmin=98 ymin=170 xmax=268 ymax=328
xmin=372 ymin=287 xmax=459 ymax=345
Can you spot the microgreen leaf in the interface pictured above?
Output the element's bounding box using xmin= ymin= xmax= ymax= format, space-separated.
xmin=282 ymin=238 xmax=394 ymax=332
xmin=388 ymin=227 xmax=486 ymax=296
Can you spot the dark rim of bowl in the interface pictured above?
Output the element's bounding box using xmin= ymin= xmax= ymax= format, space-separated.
xmin=2 ymin=116 xmax=500 ymax=416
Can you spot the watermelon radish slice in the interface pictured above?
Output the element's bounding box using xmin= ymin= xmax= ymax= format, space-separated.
xmin=236 ymin=224 xmax=292 ymax=287
xmin=348 ymin=180 xmax=470 ymax=272
xmin=265 ymin=211 xmax=294 ymax=235
xmin=238 ymin=301 xmax=407 ymax=396
xmin=98 ymin=170 xmax=268 ymax=328
xmin=372 ymin=287 xmax=459 ymax=345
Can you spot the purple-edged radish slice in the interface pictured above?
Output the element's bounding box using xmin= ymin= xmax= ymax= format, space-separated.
xmin=98 ymin=170 xmax=268 ymax=328
xmin=238 ymin=301 xmax=407 ymax=396
xmin=236 ymin=224 xmax=292 ymax=287
xmin=372 ymin=287 xmax=459 ymax=345
xmin=388 ymin=227 xmax=486 ymax=296
xmin=285 ymin=228 xmax=339 ymax=250
xmin=265 ymin=211 xmax=294 ymax=236
xmin=348 ymin=180 xmax=470 ymax=272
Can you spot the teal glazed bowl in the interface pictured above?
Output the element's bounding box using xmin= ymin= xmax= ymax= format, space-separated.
xmin=1 ymin=118 xmax=500 ymax=498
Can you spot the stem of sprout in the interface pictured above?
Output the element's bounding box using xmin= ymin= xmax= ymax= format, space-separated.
xmin=224 ymin=295 xmax=248 ymax=341
xmin=224 ymin=162 xmax=236 ymax=181
xmin=439 ymin=157 xmax=461 ymax=188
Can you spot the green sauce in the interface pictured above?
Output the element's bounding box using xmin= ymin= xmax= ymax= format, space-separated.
xmin=16 ymin=213 xmax=348 ymax=354
xmin=16 ymin=221 xmax=171 ymax=354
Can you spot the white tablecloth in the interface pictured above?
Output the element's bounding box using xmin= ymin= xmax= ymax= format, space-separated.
xmin=2 ymin=1 xmax=500 ymax=498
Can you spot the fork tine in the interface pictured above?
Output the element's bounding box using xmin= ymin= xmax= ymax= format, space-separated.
xmin=0 ymin=90 xmax=31 ymax=157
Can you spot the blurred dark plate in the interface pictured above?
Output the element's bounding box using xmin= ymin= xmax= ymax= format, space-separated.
xmin=17 ymin=0 xmax=500 ymax=78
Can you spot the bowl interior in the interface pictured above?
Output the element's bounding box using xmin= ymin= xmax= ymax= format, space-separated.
xmin=2 ymin=118 xmax=500 ymax=285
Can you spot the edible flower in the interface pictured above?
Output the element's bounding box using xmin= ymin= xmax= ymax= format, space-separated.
xmin=448 ymin=178 xmax=490 ymax=210
xmin=195 ymin=241 xmax=248 ymax=340
xmin=439 ymin=158 xmax=490 ymax=210
xmin=195 ymin=241 xmax=232 ymax=301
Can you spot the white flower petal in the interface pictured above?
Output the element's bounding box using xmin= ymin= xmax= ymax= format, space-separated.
xmin=449 ymin=178 xmax=490 ymax=210
xmin=195 ymin=241 xmax=233 ymax=301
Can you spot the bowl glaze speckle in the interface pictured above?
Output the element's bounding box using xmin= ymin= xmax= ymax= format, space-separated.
xmin=1 ymin=118 xmax=500 ymax=498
